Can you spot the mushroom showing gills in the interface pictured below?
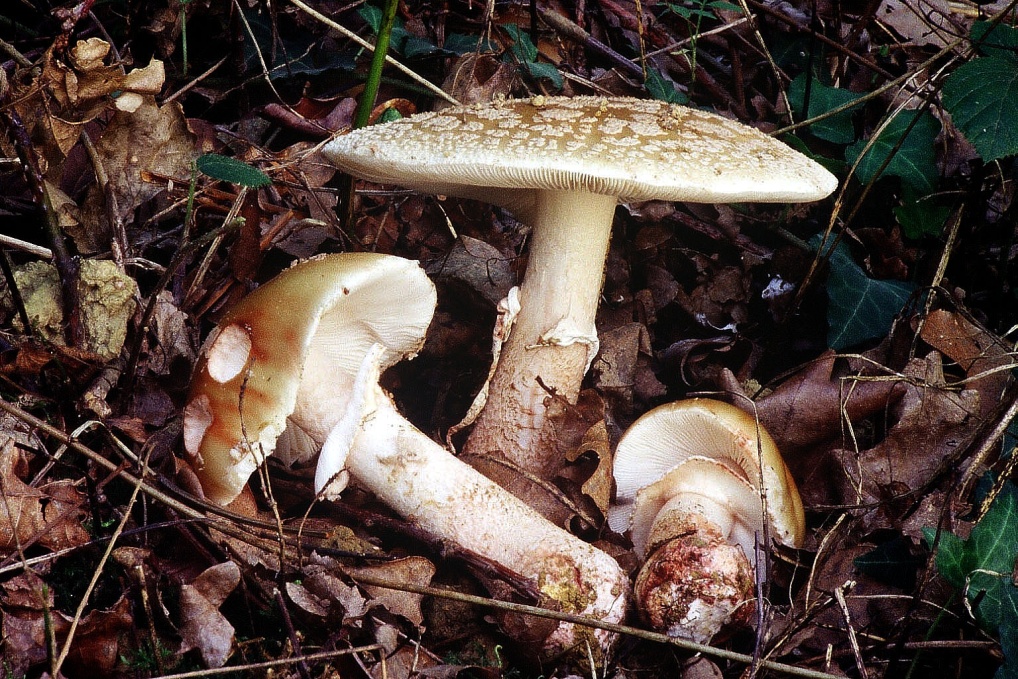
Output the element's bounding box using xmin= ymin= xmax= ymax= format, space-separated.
xmin=183 ymin=253 xmax=629 ymax=660
xmin=323 ymin=96 xmax=839 ymax=480
xmin=607 ymin=398 xmax=804 ymax=642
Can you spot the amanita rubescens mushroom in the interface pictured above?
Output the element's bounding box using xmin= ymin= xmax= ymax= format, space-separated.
xmin=607 ymin=398 xmax=804 ymax=642
xmin=183 ymin=253 xmax=628 ymax=660
xmin=323 ymin=96 xmax=838 ymax=482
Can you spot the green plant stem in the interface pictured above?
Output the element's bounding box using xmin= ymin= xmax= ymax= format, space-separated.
xmin=354 ymin=0 xmax=400 ymax=129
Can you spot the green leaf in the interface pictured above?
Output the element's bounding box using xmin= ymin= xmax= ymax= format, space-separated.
xmin=942 ymin=55 xmax=1018 ymax=162
xmin=812 ymin=235 xmax=914 ymax=350
xmin=853 ymin=536 xmax=922 ymax=589
xmin=502 ymin=25 xmax=563 ymax=89
xmin=788 ymin=73 xmax=864 ymax=144
xmin=894 ymin=199 xmax=951 ymax=239
xmin=968 ymin=487 xmax=1018 ymax=579
xmin=524 ymin=62 xmax=564 ymax=89
xmin=645 ymin=68 xmax=689 ymax=104
xmin=195 ymin=154 xmax=271 ymax=188
xmin=998 ymin=622 xmax=1018 ymax=679
xmin=931 ymin=484 xmax=1018 ymax=677
xmin=971 ymin=20 xmax=1018 ymax=59
xmin=845 ymin=109 xmax=940 ymax=194
xmin=503 ymin=24 xmax=538 ymax=63
xmin=928 ymin=528 xmax=969 ymax=588
xmin=444 ymin=33 xmax=497 ymax=55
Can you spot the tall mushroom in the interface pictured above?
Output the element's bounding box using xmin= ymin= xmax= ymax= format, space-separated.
xmin=607 ymin=398 xmax=804 ymax=642
xmin=183 ymin=253 xmax=628 ymax=660
xmin=323 ymin=96 xmax=838 ymax=481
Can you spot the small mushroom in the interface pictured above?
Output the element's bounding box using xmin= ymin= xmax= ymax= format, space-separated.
xmin=607 ymin=398 xmax=804 ymax=642
xmin=323 ymin=96 xmax=838 ymax=480
xmin=183 ymin=253 xmax=628 ymax=660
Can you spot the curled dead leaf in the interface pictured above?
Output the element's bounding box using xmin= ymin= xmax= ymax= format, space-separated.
xmin=0 ymin=441 xmax=90 ymax=554
xmin=177 ymin=561 xmax=241 ymax=667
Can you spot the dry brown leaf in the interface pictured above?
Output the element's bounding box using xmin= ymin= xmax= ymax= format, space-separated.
xmin=177 ymin=561 xmax=241 ymax=667
xmin=76 ymin=96 xmax=196 ymax=252
xmin=918 ymin=309 xmax=1015 ymax=418
xmin=0 ymin=573 xmax=133 ymax=678
xmin=592 ymin=322 xmax=646 ymax=393
xmin=821 ymin=353 xmax=979 ymax=521
xmin=302 ymin=553 xmax=370 ymax=621
xmin=562 ymin=420 xmax=614 ymax=517
xmin=727 ymin=350 xmax=907 ymax=453
xmin=0 ymin=441 xmax=90 ymax=554
xmin=368 ymin=626 xmax=441 ymax=679
xmin=876 ymin=0 xmax=1009 ymax=47
xmin=437 ymin=53 xmax=518 ymax=111
xmin=425 ymin=236 xmax=516 ymax=307
xmin=348 ymin=556 xmax=437 ymax=626
xmin=286 ymin=580 xmax=332 ymax=618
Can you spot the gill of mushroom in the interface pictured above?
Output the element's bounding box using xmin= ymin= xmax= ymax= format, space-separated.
xmin=323 ymin=96 xmax=838 ymax=483
xmin=182 ymin=252 xmax=629 ymax=661
xmin=607 ymin=398 xmax=805 ymax=642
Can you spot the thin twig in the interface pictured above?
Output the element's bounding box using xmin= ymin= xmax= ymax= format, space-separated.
xmin=288 ymin=0 xmax=459 ymax=106
xmin=350 ymin=572 xmax=848 ymax=679
xmin=0 ymin=398 xmax=842 ymax=679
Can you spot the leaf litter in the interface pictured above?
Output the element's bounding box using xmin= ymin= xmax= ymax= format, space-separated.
xmin=1 ymin=1 xmax=1017 ymax=677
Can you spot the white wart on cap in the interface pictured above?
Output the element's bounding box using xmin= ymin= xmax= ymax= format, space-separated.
xmin=325 ymin=96 xmax=838 ymax=484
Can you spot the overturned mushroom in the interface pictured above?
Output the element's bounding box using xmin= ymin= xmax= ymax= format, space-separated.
xmin=608 ymin=398 xmax=804 ymax=642
xmin=323 ymin=96 xmax=838 ymax=482
xmin=183 ymin=253 xmax=628 ymax=660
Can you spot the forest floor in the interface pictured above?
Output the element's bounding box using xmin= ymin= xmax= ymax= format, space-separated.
xmin=1 ymin=0 xmax=1018 ymax=677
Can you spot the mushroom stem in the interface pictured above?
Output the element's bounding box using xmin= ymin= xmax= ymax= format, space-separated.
xmin=319 ymin=346 xmax=629 ymax=660
xmin=464 ymin=190 xmax=617 ymax=476
xmin=635 ymin=513 xmax=755 ymax=643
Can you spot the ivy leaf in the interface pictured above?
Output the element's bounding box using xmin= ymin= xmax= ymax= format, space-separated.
xmin=845 ymin=109 xmax=941 ymax=194
xmin=788 ymin=74 xmax=864 ymax=144
xmin=971 ymin=20 xmax=1018 ymax=59
xmin=924 ymin=527 xmax=968 ymax=588
xmin=928 ymin=481 xmax=1018 ymax=678
xmin=812 ymin=235 xmax=914 ymax=350
xmin=853 ymin=536 xmax=922 ymax=589
xmin=503 ymin=25 xmax=563 ymax=89
xmin=645 ymin=68 xmax=688 ymax=104
xmin=894 ymin=199 xmax=951 ymax=239
xmin=195 ymin=154 xmax=271 ymax=188
xmin=942 ymin=55 xmax=1018 ymax=162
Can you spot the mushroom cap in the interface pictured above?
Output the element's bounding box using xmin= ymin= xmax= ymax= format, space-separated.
xmin=183 ymin=253 xmax=437 ymax=505
xmin=608 ymin=398 xmax=805 ymax=555
xmin=323 ymin=96 xmax=838 ymax=222
xmin=630 ymin=456 xmax=763 ymax=559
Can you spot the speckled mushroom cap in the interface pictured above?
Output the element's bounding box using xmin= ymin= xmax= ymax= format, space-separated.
xmin=182 ymin=253 xmax=437 ymax=505
xmin=608 ymin=398 xmax=805 ymax=556
xmin=323 ymin=96 xmax=838 ymax=220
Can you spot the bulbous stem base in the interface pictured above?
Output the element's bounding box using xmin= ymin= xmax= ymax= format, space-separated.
xmin=634 ymin=516 xmax=755 ymax=643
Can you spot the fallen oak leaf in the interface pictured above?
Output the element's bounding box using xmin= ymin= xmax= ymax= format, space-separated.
xmin=349 ymin=556 xmax=437 ymax=626
xmin=721 ymin=350 xmax=907 ymax=452
xmin=0 ymin=441 xmax=90 ymax=555
xmin=822 ymin=352 xmax=979 ymax=529
xmin=918 ymin=308 xmax=1015 ymax=419
xmin=177 ymin=561 xmax=241 ymax=667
